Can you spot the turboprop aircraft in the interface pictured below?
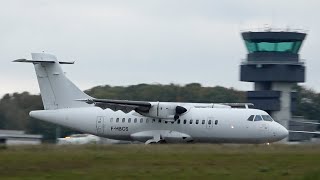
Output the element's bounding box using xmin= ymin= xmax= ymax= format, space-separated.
xmin=14 ymin=53 xmax=289 ymax=144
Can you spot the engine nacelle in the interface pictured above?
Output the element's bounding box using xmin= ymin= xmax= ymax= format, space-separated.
xmin=138 ymin=102 xmax=187 ymax=120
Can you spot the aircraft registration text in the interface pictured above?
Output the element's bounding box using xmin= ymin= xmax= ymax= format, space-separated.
xmin=111 ymin=126 xmax=128 ymax=131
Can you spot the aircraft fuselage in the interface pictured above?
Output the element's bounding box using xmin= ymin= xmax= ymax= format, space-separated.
xmin=30 ymin=107 xmax=288 ymax=144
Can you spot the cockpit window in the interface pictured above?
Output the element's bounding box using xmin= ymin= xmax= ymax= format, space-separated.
xmin=262 ymin=115 xmax=273 ymax=122
xmin=254 ymin=115 xmax=263 ymax=121
xmin=247 ymin=115 xmax=254 ymax=121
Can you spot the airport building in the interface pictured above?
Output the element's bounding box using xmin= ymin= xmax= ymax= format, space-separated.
xmin=239 ymin=28 xmax=317 ymax=142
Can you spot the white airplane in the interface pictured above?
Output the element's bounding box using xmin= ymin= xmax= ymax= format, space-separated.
xmin=14 ymin=53 xmax=289 ymax=144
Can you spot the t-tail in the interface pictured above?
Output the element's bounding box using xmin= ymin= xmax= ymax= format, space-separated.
xmin=14 ymin=53 xmax=92 ymax=110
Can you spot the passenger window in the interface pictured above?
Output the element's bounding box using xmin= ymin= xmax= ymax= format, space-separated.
xmin=184 ymin=120 xmax=187 ymax=124
xmin=128 ymin=118 xmax=131 ymax=123
xmin=177 ymin=120 xmax=181 ymax=124
xmin=134 ymin=118 xmax=137 ymax=123
xmin=254 ymin=115 xmax=263 ymax=121
xmin=159 ymin=119 xmax=162 ymax=123
xmin=215 ymin=120 xmax=218 ymax=125
xmin=122 ymin=118 xmax=125 ymax=123
xmin=171 ymin=121 xmax=174 ymax=124
xmin=116 ymin=118 xmax=119 ymax=123
xmin=165 ymin=121 xmax=168 ymax=124
xmin=247 ymin=115 xmax=254 ymax=121
xmin=202 ymin=120 xmax=205 ymax=124
xmin=208 ymin=120 xmax=212 ymax=125
xmin=262 ymin=115 xmax=273 ymax=122
xmin=140 ymin=118 xmax=143 ymax=123
xmin=196 ymin=120 xmax=199 ymax=124
xmin=110 ymin=118 xmax=113 ymax=123
xmin=190 ymin=119 xmax=193 ymax=124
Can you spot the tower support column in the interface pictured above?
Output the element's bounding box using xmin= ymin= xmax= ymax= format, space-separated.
xmin=270 ymin=82 xmax=294 ymax=142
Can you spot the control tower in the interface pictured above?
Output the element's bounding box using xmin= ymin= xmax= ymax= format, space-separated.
xmin=240 ymin=29 xmax=306 ymax=141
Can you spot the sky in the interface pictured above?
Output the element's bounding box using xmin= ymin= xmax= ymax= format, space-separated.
xmin=1 ymin=0 xmax=320 ymax=97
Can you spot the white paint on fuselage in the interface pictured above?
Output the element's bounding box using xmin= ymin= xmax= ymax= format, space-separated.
xmin=30 ymin=106 xmax=288 ymax=144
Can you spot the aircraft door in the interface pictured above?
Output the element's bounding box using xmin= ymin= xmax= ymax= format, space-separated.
xmin=96 ymin=116 xmax=104 ymax=135
xmin=206 ymin=117 xmax=214 ymax=129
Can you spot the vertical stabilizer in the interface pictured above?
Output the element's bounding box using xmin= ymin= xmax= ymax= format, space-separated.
xmin=15 ymin=53 xmax=92 ymax=110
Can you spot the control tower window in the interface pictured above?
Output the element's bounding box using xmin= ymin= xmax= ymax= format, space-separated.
xmin=245 ymin=41 xmax=257 ymax=53
xmin=245 ymin=41 xmax=302 ymax=54
xmin=257 ymin=42 xmax=275 ymax=51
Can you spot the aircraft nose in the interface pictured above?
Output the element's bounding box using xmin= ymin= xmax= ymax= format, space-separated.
xmin=277 ymin=125 xmax=289 ymax=140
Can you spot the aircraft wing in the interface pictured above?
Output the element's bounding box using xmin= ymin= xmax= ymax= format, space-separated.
xmin=289 ymin=130 xmax=320 ymax=135
xmin=76 ymin=98 xmax=151 ymax=113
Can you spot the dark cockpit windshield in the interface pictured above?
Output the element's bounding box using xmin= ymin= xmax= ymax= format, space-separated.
xmin=261 ymin=115 xmax=274 ymax=121
xmin=247 ymin=115 xmax=274 ymax=122
xmin=254 ymin=115 xmax=263 ymax=121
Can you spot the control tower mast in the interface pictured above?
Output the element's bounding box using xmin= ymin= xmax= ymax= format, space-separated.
xmin=240 ymin=29 xmax=306 ymax=142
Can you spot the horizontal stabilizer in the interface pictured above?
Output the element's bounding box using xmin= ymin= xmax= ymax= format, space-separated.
xmin=13 ymin=59 xmax=74 ymax=64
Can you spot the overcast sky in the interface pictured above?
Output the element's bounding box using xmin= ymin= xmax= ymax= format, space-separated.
xmin=1 ymin=0 xmax=320 ymax=97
